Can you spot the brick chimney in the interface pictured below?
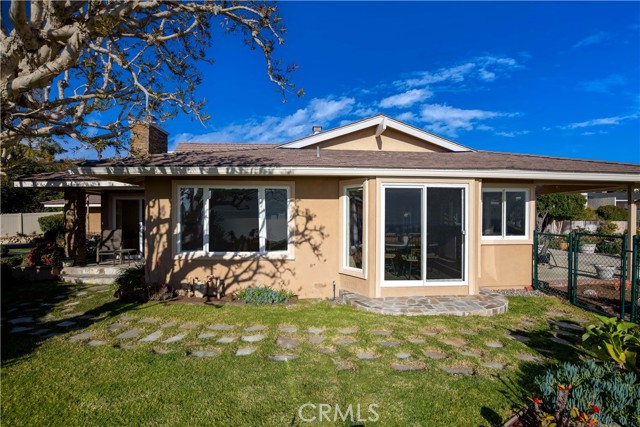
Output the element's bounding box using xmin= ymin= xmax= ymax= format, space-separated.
xmin=130 ymin=121 xmax=168 ymax=157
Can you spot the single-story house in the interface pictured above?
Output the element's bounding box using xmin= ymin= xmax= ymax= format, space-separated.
xmin=585 ymin=191 xmax=640 ymax=210
xmin=43 ymin=194 xmax=102 ymax=236
xmin=16 ymin=114 xmax=640 ymax=299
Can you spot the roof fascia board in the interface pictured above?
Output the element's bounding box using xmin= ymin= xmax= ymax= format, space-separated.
xmin=72 ymin=166 xmax=640 ymax=183
xmin=279 ymin=115 xmax=473 ymax=152
xmin=14 ymin=180 xmax=140 ymax=188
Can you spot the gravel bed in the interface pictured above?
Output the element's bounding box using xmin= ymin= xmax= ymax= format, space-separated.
xmin=495 ymin=289 xmax=546 ymax=297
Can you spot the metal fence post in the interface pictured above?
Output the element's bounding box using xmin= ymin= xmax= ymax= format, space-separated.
xmin=620 ymin=234 xmax=627 ymax=320
xmin=632 ymin=235 xmax=638 ymax=323
xmin=533 ymin=229 xmax=539 ymax=290
xmin=572 ymin=232 xmax=579 ymax=305
xmin=568 ymin=231 xmax=573 ymax=301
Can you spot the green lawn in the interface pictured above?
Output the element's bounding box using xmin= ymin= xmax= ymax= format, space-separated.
xmin=1 ymin=281 xmax=596 ymax=427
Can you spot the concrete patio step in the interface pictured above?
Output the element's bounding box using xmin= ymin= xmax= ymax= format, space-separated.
xmin=60 ymin=273 xmax=119 ymax=285
xmin=60 ymin=265 xmax=127 ymax=285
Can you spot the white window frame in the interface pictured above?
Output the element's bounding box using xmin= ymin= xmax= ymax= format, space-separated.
xmin=176 ymin=184 xmax=293 ymax=259
xmin=481 ymin=188 xmax=530 ymax=240
xmin=340 ymin=182 xmax=367 ymax=278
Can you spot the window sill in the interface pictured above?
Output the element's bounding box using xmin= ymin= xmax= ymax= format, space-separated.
xmin=174 ymin=251 xmax=294 ymax=261
xmin=339 ymin=267 xmax=367 ymax=280
xmin=480 ymin=238 xmax=532 ymax=245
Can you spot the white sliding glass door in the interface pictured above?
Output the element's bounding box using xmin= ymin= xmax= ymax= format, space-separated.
xmin=381 ymin=184 xmax=467 ymax=287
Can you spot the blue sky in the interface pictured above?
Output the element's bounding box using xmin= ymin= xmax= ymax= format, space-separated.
xmin=68 ymin=2 xmax=640 ymax=162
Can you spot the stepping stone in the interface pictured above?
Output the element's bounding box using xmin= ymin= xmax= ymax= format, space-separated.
xmin=396 ymin=352 xmax=411 ymax=360
xmin=441 ymin=338 xmax=467 ymax=348
xmin=119 ymin=315 xmax=135 ymax=321
xmin=375 ymin=340 xmax=401 ymax=347
xmin=139 ymin=331 xmax=163 ymax=342
xmin=459 ymin=350 xmax=482 ymax=358
xmin=152 ymin=348 xmax=172 ymax=355
xmin=116 ymin=329 xmax=143 ymax=339
xmin=276 ymin=336 xmax=301 ymax=349
xmin=442 ymin=366 xmax=474 ymax=375
xmin=61 ymin=308 xmax=74 ymax=313
xmin=278 ymin=326 xmax=297 ymax=333
xmin=483 ymin=362 xmax=506 ymax=370
xmin=88 ymin=285 xmax=110 ymax=292
xmin=307 ymin=327 xmax=325 ymax=335
xmin=235 ymin=347 xmax=257 ymax=356
xmin=160 ymin=321 xmax=176 ymax=328
xmin=56 ymin=321 xmax=76 ymax=328
xmin=54 ymin=295 xmax=66 ymax=300
xmin=88 ymin=340 xmax=107 ymax=347
xmin=119 ymin=344 xmax=137 ymax=350
xmin=370 ymin=330 xmax=392 ymax=336
xmin=76 ymin=291 xmax=88 ymax=297
xmin=485 ymin=341 xmax=504 ymax=348
xmin=334 ymin=337 xmax=356 ymax=345
xmin=550 ymin=321 xmax=584 ymax=332
xmin=9 ymin=317 xmax=34 ymax=324
xmin=407 ymin=337 xmax=426 ymax=344
xmin=216 ymin=336 xmax=236 ymax=344
xmin=508 ymin=334 xmax=531 ymax=343
xmin=138 ymin=318 xmax=158 ymax=324
xmin=241 ymin=334 xmax=266 ymax=343
xmin=356 ymin=352 xmax=377 ymax=360
xmin=29 ymin=329 xmax=51 ymax=336
xmin=308 ymin=336 xmax=324 ymax=345
xmin=317 ymin=347 xmax=336 ymax=354
xmin=552 ymin=328 xmax=580 ymax=339
xmin=64 ymin=302 xmax=79 ymax=307
xmin=270 ymin=354 xmax=298 ymax=362
xmin=197 ymin=332 xmax=216 ymax=339
xmin=245 ymin=325 xmax=266 ymax=332
xmin=108 ymin=323 xmax=125 ymax=332
xmin=180 ymin=322 xmax=198 ymax=330
xmin=391 ymin=363 xmax=424 ymax=371
xmin=422 ymin=329 xmax=441 ymax=336
xmin=162 ymin=333 xmax=187 ymax=343
xmin=460 ymin=330 xmax=478 ymax=336
xmin=68 ymin=331 xmax=94 ymax=342
xmin=549 ymin=336 xmax=572 ymax=346
xmin=78 ymin=315 xmax=93 ymax=320
xmin=190 ymin=350 xmax=220 ymax=358
xmin=516 ymin=353 xmax=541 ymax=362
xmin=10 ymin=326 xmax=33 ymax=333
xmin=337 ymin=327 xmax=358 ymax=334
xmin=423 ymin=350 xmax=447 ymax=360
xmin=207 ymin=324 xmax=236 ymax=331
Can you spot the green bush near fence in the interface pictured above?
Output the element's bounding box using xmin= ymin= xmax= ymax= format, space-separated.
xmin=38 ymin=214 xmax=64 ymax=241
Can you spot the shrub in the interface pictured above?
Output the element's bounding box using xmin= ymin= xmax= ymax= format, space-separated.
xmin=582 ymin=314 xmax=640 ymax=373
xmin=0 ymin=255 xmax=25 ymax=267
xmin=236 ymin=285 xmax=294 ymax=304
xmin=0 ymin=245 xmax=8 ymax=257
xmin=596 ymin=205 xmax=627 ymax=221
xmin=38 ymin=214 xmax=65 ymax=241
xmin=534 ymin=360 xmax=639 ymax=427
xmin=113 ymin=265 xmax=148 ymax=302
xmin=27 ymin=242 xmax=63 ymax=267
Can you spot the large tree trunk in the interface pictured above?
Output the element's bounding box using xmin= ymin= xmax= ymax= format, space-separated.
xmin=64 ymin=188 xmax=86 ymax=265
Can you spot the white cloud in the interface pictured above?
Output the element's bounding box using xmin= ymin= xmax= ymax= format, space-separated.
xmin=564 ymin=114 xmax=638 ymax=129
xmin=573 ymin=31 xmax=609 ymax=48
xmin=395 ymin=111 xmax=417 ymax=122
xmin=173 ymin=96 xmax=355 ymax=143
xmin=418 ymin=104 xmax=508 ymax=137
xmin=495 ymin=130 xmax=530 ymax=138
xmin=580 ymin=74 xmax=627 ymax=93
xmin=379 ymin=88 xmax=432 ymax=109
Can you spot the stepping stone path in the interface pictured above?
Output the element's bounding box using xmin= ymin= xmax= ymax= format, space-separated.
xmin=241 ymin=334 xmax=266 ymax=343
xmin=9 ymin=317 xmax=33 ymax=324
xmin=459 ymin=350 xmax=482 ymax=358
xmin=370 ymin=330 xmax=391 ymax=336
xmin=317 ymin=347 xmax=336 ymax=354
xmin=549 ymin=336 xmax=572 ymax=346
xmin=270 ymin=354 xmax=298 ymax=362
xmin=276 ymin=336 xmax=301 ymax=349
xmin=423 ymin=350 xmax=447 ymax=360
xmin=550 ymin=320 xmax=584 ymax=332
xmin=139 ymin=318 xmax=158 ymax=324
xmin=162 ymin=333 xmax=186 ymax=343
xmin=333 ymin=337 xmax=356 ymax=345
xmin=30 ymin=329 xmax=50 ymax=336
xmin=180 ymin=323 xmax=198 ymax=330
xmin=152 ymin=348 xmax=172 ymax=355
xmin=278 ymin=326 xmax=297 ymax=333
xmin=119 ymin=344 xmax=137 ymax=350
xmin=216 ymin=337 xmax=236 ymax=344
xmin=442 ymin=366 xmax=474 ymax=375
xmin=308 ymin=336 xmax=324 ymax=344
xmin=78 ymin=315 xmax=93 ymax=320
xmin=460 ymin=330 xmax=478 ymax=336
xmin=407 ymin=337 xmax=426 ymax=344
xmin=516 ymin=353 xmax=541 ymax=362
xmin=422 ymin=329 xmax=441 ymax=336
xmin=485 ymin=341 xmax=504 ymax=348
xmin=56 ymin=321 xmax=76 ymax=328
xmin=391 ymin=363 xmax=423 ymax=371
xmin=245 ymin=325 xmax=266 ymax=332
xmin=235 ymin=347 xmax=257 ymax=356
xmin=64 ymin=302 xmax=79 ymax=307
xmin=76 ymin=291 xmax=88 ymax=297
xmin=120 ymin=315 xmax=135 ymax=321
xmin=108 ymin=323 xmax=125 ymax=332
xmin=337 ymin=327 xmax=358 ymax=334
xmin=88 ymin=340 xmax=106 ymax=346
xmin=197 ymin=332 xmax=216 ymax=339
xmin=208 ymin=324 xmax=236 ymax=331
xmin=508 ymin=333 xmax=531 ymax=343
xmin=160 ymin=322 xmax=176 ymax=328
xmin=116 ymin=329 xmax=143 ymax=339
xmin=441 ymin=338 xmax=467 ymax=348
xmin=11 ymin=326 xmax=33 ymax=333
xmin=375 ymin=340 xmax=401 ymax=347
xmin=307 ymin=327 xmax=325 ymax=335
xmin=396 ymin=352 xmax=411 ymax=360
xmin=356 ymin=352 xmax=377 ymax=360
xmin=140 ymin=331 xmax=163 ymax=342
xmin=89 ymin=285 xmax=110 ymax=292
xmin=190 ymin=350 xmax=220 ymax=358
xmin=483 ymin=362 xmax=506 ymax=370
xmin=68 ymin=331 xmax=94 ymax=342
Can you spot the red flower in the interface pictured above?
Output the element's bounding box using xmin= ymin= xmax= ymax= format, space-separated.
xmin=591 ymin=405 xmax=600 ymax=414
xmin=533 ymin=398 xmax=542 ymax=405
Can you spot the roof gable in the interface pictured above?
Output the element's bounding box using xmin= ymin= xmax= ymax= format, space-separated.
xmin=279 ymin=114 xmax=474 ymax=152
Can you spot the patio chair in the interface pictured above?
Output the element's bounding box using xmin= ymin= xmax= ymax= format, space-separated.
xmin=537 ymin=238 xmax=557 ymax=268
xmin=96 ymin=229 xmax=131 ymax=265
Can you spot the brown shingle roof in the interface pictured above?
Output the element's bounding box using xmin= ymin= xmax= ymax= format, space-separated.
xmin=174 ymin=143 xmax=279 ymax=152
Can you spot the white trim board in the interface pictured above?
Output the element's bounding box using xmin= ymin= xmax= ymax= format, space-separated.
xmin=278 ymin=115 xmax=474 ymax=152
xmin=14 ymin=180 xmax=140 ymax=188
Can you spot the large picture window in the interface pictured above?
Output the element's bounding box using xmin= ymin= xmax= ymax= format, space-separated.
xmin=344 ymin=186 xmax=364 ymax=270
xmin=482 ymin=189 xmax=529 ymax=239
xmin=178 ymin=185 xmax=291 ymax=254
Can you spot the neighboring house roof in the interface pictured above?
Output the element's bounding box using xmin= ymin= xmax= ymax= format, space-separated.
xmin=587 ymin=192 xmax=640 ymax=201
xmin=175 ymin=143 xmax=280 ymax=152
xmin=43 ymin=194 xmax=102 ymax=208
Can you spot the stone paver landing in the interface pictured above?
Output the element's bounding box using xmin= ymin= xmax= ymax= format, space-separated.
xmin=340 ymin=289 xmax=508 ymax=316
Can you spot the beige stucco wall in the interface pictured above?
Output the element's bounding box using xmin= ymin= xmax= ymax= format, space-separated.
xmin=310 ymin=126 xmax=450 ymax=152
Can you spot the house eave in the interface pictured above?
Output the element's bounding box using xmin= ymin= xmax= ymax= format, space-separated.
xmin=13 ymin=179 xmax=141 ymax=189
